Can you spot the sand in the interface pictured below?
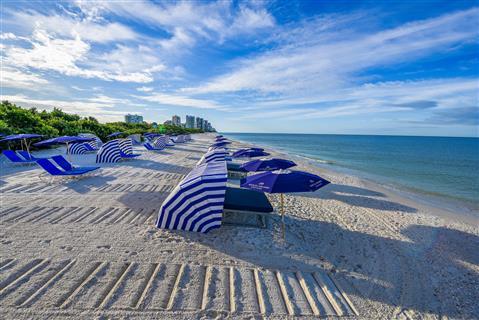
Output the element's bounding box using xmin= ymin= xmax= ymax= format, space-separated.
xmin=0 ymin=134 xmax=478 ymax=319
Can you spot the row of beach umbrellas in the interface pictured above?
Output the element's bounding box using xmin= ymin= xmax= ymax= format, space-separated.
xmin=215 ymin=135 xmax=330 ymax=239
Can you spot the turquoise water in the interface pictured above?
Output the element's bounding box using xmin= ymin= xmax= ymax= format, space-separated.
xmin=222 ymin=133 xmax=479 ymax=207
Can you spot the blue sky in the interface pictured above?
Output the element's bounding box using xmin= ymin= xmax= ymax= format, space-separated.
xmin=1 ymin=0 xmax=478 ymax=136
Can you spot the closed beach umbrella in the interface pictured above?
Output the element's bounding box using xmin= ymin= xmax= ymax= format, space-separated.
xmin=240 ymin=170 xmax=330 ymax=238
xmin=34 ymin=136 xmax=94 ymax=161
xmin=240 ymin=158 xmax=296 ymax=172
xmin=0 ymin=133 xmax=43 ymax=154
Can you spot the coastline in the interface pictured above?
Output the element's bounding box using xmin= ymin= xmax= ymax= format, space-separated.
xmin=223 ymin=133 xmax=479 ymax=226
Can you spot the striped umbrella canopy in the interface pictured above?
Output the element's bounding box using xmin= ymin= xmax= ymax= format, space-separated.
xmin=240 ymin=158 xmax=296 ymax=172
xmin=197 ymin=148 xmax=229 ymax=165
xmin=156 ymin=161 xmax=227 ymax=233
xmin=240 ymin=170 xmax=330 ymax=238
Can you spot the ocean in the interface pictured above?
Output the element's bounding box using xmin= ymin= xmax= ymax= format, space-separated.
xmin=222 ymin=133 xmax=479 ymax=208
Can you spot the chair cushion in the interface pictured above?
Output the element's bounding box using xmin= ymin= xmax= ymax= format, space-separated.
xmin=224 ymin=187 xmax=273 ymax=213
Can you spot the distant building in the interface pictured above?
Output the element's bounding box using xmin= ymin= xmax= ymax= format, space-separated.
xmin=185 ymin=115 xmax=195 ymax=129
xmin=164 ymin=120 xmax=172 ymax=125
xmin=195 ymin=117 xmax=203 ymax=130
xmin=125 ymin=114 xmax=143 ymax=124
xmin=172 ymin=115 xmax=181 ymax=126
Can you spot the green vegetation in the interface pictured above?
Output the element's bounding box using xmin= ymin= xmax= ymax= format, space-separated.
xmin=0 ymin=101 xmax=203 ymax=143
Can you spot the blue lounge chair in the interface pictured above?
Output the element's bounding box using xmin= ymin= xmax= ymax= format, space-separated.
xmin=51 ymin=155 xmax=100 ymax=173
xmin=120 ymin=150 xmax=141 ymax=158
xmin=17 ymin=150 xmax=47 ymax=161
xmin=144 ymin=142 xmax=164 ymax=151
xmin=36 ymin=158 xmax=99 ymax=176
xmin=3 ymin=150 xmax=36 ymax=163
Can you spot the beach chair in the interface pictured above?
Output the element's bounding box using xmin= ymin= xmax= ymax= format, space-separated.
xmin=16 ymin=150 xmax=46 ymax=161
xmin=3 ymin=150 xmax=36 ymax=164
xmin=51 ymin=155 xmax=100 ymax=173
xmin=144 ymin=142 xmax=164 ymax=151
xmin=36 ymin=158 xmax=99 ymax=176
xmin=222 ymin=187 xmax=273 ymax=228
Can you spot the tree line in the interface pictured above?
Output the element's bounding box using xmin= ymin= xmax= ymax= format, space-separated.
xmin=0 ymin=101 xmax=204 ymax=144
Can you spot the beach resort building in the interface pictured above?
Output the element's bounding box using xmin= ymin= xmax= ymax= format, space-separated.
xmin=124 ymin=114 xmax=143 ymax=124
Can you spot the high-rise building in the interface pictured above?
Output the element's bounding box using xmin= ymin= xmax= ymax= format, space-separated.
xmin=202 ymin=120 xmax=208 ymax=131
xmin=124 ymin=114 xmax=143 ymax=124
xmin=195 ymin=117 xmax=204 ymax=130
xmin=185 ymin=115 xmax=195 ymax=129
xmin=172 ymin=115 xmax=181 ymax=126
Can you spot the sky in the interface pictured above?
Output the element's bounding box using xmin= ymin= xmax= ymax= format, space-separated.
xmin=1 ymin=0 xmax=478 ymax=137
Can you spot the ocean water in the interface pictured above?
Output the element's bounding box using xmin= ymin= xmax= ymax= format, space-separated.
xmin=222 ymin=133 xmax=479 ymax=207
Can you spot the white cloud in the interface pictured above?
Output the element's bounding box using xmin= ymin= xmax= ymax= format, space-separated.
xmin=1 ymin=94 xmax=133 ymax=122
xmin=188 ymin=8 xmax=479 ymax=95
xmin=2 ymin=28 xmax=162 ymax=83
xmin=137 ymin=86 xmax=154 ymax=92
xmin=1 ymin=67 xmax=49 ymax=89
xmin=73 ymin=0 xmax=275 ymax=52
xmin=0 ymin=32 xmax=17 ymax=40
xmin=235 ymin=78 xmax=479 ymax=120
xmin=7 ymin=10 xmax=138 ymax=43
xmin=135 ymin=92 xmax=227 ymax=110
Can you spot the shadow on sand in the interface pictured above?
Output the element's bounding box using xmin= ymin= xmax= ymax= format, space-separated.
xmin=177 ymin=213 xmax=478 ymax=318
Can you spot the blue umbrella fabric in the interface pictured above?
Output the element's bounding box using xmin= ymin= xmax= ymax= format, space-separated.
xmin=211 ymin=141 xmax=231 ymax=148
xmin=240 ymin=158 xmax=296 ymax=172
xmin=215 ymin=135 xmax=223 ymax=138
xmin=34 ymin=136 xmax=94 ymax=146
xmin=240 ymin=170 xmax=330 ymax=238
xmin=233 ymin=149 xmax=270 ymax=158
xmin=231 ymin=147 xmax=264 ymax=157
xmin=0 ymin=133 xmax=43 ymax=153
xmin=240 ymin=170 xmax=330 ymax=193
xmin=107 ymin=132 xmax=124 ymax=138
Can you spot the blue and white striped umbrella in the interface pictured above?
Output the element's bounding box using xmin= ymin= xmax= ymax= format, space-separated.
xmin=96 ymin=139 xmax=121 ymax=163
xmin=156 ymin=161 xmax=227 ymax=233
xmin=197 ymin=148 xmax=228 ymax=165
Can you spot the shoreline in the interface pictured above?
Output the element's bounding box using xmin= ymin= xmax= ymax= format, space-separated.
xmin=222 ymin=133 xmax=479 ymax=226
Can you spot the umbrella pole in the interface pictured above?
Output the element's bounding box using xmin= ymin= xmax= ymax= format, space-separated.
xmin=281 ymin=193 xmax=285 ymax=240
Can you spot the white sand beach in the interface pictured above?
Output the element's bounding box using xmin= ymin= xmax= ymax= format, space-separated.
xmin=1 ymin=134 xmax=478 ymax=319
